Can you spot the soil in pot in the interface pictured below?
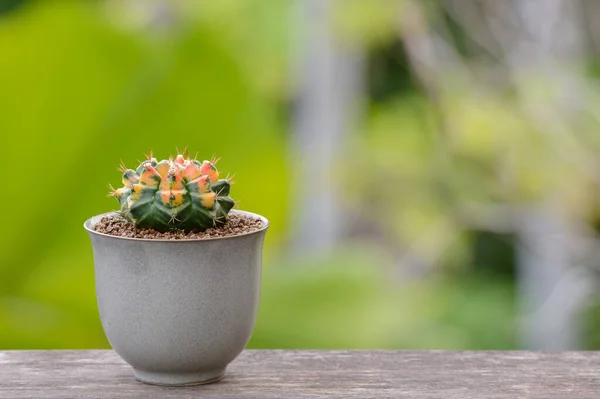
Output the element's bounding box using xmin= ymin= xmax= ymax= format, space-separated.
xmin=94 ymin=212 xmax=264 ymax=239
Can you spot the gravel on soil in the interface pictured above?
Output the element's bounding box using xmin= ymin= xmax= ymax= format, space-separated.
xmin=93 ymin=212 xmax=264 ymax=239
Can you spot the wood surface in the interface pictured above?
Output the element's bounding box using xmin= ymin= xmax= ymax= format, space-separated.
xmin=1 ymin=350 xmax=599 ymax=398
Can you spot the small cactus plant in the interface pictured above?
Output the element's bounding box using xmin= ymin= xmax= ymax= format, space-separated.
xmin=110 ymin=151 xmax=235 ymax=232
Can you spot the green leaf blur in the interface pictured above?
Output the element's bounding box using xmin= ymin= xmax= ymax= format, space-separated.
xmin=0 ymin=1 xmax=523 ymax=350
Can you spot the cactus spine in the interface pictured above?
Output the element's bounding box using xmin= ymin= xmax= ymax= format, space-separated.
xmin=111 ymin=152 xmax=234 ymax=232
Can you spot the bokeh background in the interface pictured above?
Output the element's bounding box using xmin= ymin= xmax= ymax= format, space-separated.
xmin=3 ymin=0 xmax=600 ymax=350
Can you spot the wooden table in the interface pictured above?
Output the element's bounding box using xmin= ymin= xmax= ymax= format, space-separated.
xmin=1 ymin=350 xmax=598 ymax=398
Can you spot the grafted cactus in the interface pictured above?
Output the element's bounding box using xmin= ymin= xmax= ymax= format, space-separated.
xmin=110 ymin=152 xmax=234 ymax=232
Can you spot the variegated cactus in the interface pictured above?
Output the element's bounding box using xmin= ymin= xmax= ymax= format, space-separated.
xmin=110 ymin=152 xmax=234 ymax=232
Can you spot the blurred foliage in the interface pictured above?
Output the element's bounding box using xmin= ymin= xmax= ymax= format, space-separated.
xmin=251 ymin=246 xmax=515 ymax=350
xmin=1 ymin=0 xmax=524 ymax=350
xmin=331 ymin=0 xmax=405 ymax=47
xmin=0 ymin=0 xmax=24 ymax=15
xmin=0 ymin=1 xmax=287 ymax=348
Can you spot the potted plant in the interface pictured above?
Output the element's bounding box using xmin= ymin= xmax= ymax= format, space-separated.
xmin=84 ymin=151 xmax=269 ymax=386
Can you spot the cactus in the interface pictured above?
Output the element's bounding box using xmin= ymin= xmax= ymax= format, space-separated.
xmin=110 ymin=151 xmax=235 ymax=232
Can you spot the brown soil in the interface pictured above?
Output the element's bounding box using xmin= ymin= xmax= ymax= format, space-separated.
xmin=93 ymin=212 xmax=264 ymax=240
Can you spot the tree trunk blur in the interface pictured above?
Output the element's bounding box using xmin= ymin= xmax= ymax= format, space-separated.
xmin=290 ymin=0 xmax=364 ymax=253
xmin=507 ymin=0 xmax=592 ymax=350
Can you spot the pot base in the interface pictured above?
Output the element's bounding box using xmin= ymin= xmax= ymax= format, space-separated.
xmin=133 ymin=368 xmax=226 ymax=386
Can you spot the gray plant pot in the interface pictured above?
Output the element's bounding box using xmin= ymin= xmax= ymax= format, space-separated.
xmin=84 ymin=210 xmax=268 ymax=386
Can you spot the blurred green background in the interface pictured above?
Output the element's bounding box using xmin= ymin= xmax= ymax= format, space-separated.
xmin=2 ymin=0 xmax=600 ymax=350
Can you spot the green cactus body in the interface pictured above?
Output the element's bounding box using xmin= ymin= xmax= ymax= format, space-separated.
xmin=112 ymin=153 xmax=234 ymax=232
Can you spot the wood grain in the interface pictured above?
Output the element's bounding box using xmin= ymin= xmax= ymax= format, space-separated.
xmin=0 ymin=350 xmax=599 ymax=398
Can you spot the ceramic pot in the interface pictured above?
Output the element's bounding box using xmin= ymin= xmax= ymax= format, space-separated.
xmin=84 ymin=210 xmax=268 ymax=386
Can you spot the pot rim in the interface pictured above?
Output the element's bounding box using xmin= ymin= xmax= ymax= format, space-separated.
xmin=84 ymin=209 xmax=269 ymax=243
